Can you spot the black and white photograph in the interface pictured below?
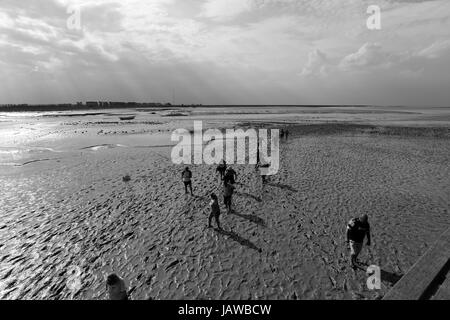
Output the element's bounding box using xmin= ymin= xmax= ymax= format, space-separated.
xmin=0 ymin=0 xmax=449 ymax=307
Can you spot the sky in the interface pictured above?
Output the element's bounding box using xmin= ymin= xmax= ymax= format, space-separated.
xmin=0 ymin=0 xmax=449 ymax=106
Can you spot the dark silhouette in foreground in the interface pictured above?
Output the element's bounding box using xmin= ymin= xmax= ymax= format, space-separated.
xmin=106 ymin=274 xmax=128 ymax=300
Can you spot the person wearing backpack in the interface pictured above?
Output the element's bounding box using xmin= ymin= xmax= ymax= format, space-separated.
xmin=224 ymin=166 xmax=237 ymax=185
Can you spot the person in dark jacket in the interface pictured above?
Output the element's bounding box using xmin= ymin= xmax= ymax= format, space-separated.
xmin=216 ymin=160 xmax=227 ymax=181
xmin=182 ymin=167 xmax=193 ymax=195
xmin=208 ymin=193 xmax=221 ymax=229
xmin=346 ymin=214 xmax=371 ymax=269
xmin=224 ymin=167 xmax=237 ymax=185
xmin=223 ymin=182 xmax=235 ymax=214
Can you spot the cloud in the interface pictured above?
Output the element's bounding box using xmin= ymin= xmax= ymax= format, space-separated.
xmin=300 ymin=49 xmax=329 ymax=77
xmin=201 ymin=0 xmax=253 ymax=20
xmin=74 ymin=2 xmax=125 ymax=33
xmin=417 ymin=39 xmax=450 ymax=59
xmin=338 ymin=40 xmax=450 ymax=73
xmin=300 ymin=39 xmax=450 ymax=84
xmin=0 ymin=0 xmax=450 ymax=105
xmin=339 ymin=43 xmax=389 ymax=70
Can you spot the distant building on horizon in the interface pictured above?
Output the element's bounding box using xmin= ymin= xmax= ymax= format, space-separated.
xmin=86 ymin=101 xmax=99 ymax=108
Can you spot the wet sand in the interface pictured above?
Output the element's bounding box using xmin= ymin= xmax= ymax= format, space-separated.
xmin=0 ymin=107 xmax=449 ymax=300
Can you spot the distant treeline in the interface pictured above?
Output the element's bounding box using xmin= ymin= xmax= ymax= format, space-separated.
xmin=0 ymin=104 xmax=375 ymax=112
xmin=0 ymin=102 xmax=203 ymax=112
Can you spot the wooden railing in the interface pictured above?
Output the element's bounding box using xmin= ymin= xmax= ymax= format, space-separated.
xmin=383 ymin=228 xmax=450 ymax=300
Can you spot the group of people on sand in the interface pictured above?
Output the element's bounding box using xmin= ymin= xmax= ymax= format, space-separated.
xmin=104 ymin=213 xmax=372 ymax=300
xmin=106 ymin=212 xmax=371 ymax=300
xmin=104 ymin=127 xmax=374 ymax=299
xmin=181 ymin=161 xmax=238 ymax=231
xmin=182 ymin=159 xmax=372 ymax=270
xmin=211 ymin=162 xmax=237 ymax=230
xmin=280 ymin=128 xmax=289 ymax=140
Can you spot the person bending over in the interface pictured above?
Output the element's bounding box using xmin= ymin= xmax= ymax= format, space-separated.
xmin=346 ymin=214 xmax=371 ymax=269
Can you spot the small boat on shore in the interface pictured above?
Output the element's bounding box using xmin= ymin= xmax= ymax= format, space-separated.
xmin=119 ymin=115 xmax=135 ymax=121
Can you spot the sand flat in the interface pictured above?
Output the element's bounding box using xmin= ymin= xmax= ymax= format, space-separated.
xmin=0 ymin=108 xmax=449 ymax=300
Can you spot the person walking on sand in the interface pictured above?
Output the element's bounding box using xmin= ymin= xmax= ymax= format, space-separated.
xmin=255 ymin=140 xmax=261 ymax=171
xmin=182 ymin=167 xmax=193 ymax=195
xmin=216 ymin=160 xmax=227 ymax=181
xmin=224 ymin=166 xmax=237 ymax=185
xmin=260 ymin=169 xmax=267 ymax=184
xmin=208 ymin=193 xmax=221 ymax=229
xmin=106 ymin=274 xmax=128 ymax=300
xmin=346 ymin=214 xmax=371 ymax=270
xmin=258 ymin=155 xmax=270 ymax=184
xmin=223 ymin=181 xmax=235 ymax=214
